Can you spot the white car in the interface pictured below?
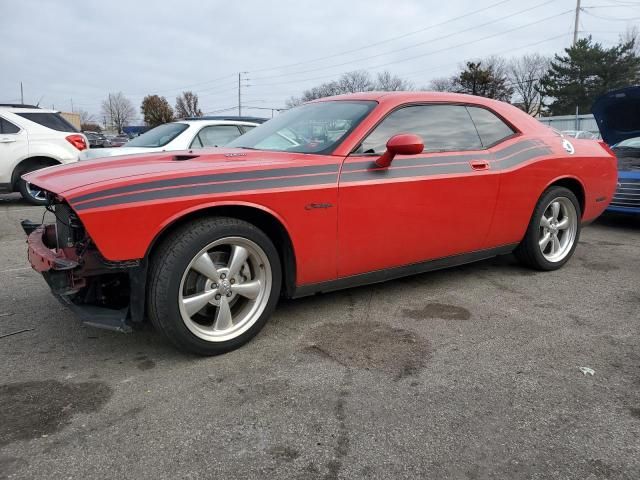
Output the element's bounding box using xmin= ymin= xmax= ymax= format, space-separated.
xmin=80 ymin=118 xmax=263 ymax=161
xmin=0 ymin=105 xmax=88 ymax=204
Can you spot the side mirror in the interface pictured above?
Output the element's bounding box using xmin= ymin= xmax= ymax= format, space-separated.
xmin=375 ymin=134 xmax=424 ymax=168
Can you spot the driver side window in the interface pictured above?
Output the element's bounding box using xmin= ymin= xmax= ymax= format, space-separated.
xmin=358 ymin=104 xmax=482 ymax=154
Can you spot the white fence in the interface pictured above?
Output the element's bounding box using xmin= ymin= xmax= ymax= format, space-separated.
xmin=537 ymin=114 xmax=599 ymax=133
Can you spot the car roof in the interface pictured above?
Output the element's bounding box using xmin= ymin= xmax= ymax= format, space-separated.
xmin=313 ymin=90 xmax=513 ymax=105
xmin=175 ymin=119 xmax=261 ymax=127
xmin=185 ymin=115 xmax=269 ymax=123
xmin=312 ymin=91 xmax=544 ymax=134
xmin=0 ymin=105 xmax=58 ymax=114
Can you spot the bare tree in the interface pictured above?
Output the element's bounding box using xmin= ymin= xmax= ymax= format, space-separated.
xmin=101 ymin=92 xmax=135 ymax=133
xmin=78 ymin=109 xmax=95 ymax=125
xmin=375 ymin=71 xmax=413 ymax=91
xmin=286 ymin=70 xmax=414 ymax=107
xmin=508 ymin=53 xmax=550 ymax=116
xmin=286 ymin=81 xmax=342 ymax=107
xmin=338 ymin=70 xmax=374 ymax=93
xmin=175 ymin=91 xmax=202 ymax=118
xmin=428 ymin=76 xmax=456 ymax=92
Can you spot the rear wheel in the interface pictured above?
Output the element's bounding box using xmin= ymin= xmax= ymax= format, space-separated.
xmin=148 ymin=217 xmax=281 ymax=355
xmin=515 ymin=186 xmax=581 ymax=270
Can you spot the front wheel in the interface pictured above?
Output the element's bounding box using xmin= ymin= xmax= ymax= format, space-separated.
xmin=515 ymin=186 xmax=581 ymax=271
xmin=18 ymin=178 xmax=49 ymax=205
xmin=148 ymin=217 xmax=282 ymax=355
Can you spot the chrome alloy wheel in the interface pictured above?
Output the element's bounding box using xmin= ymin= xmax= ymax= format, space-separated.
xmin=178 ymin=237 xmax=272 ymax=342
xmin=25 ymin=182 xmax=47 ymax=202
xmin=538 ymin=197 xmax=578 ymax=263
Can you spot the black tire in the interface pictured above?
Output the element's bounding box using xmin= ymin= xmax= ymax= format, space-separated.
xmin=514 ymin=186 xmax=581 ymax=271
xmin=147 ymin=216 xmax=282 ymax=355
xmin=17 ymin=177 xmax=49 ymax=206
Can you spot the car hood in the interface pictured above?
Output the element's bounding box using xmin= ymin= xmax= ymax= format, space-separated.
xmin=591 ymin=86 xmax=640 ymax=145
xmin=80 ymin=146 xmax=159 ymax=160
xmin=23 ymin=148 xmax=327 ymax=200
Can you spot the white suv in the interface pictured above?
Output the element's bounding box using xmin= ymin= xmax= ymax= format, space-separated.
xmin=0 ymin=105 xmax=87 ymax=204
xmin=80 ymin=117 xmax=264 ymax=161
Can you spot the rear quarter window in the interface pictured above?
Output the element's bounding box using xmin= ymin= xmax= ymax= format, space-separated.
xmin=15 ymin=112 xmax=78 ymax=132
xmin=0 ymin=117 xmax=20 ymax=134
xmin=467 ymin=106 xmax=515 ymax=147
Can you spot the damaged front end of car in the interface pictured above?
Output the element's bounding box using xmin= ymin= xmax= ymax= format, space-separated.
xmin=22 ymin=193 xmax=145 ymax=333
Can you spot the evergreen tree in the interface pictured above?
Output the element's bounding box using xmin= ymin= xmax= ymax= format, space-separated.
xmin=452 ymin=61 xmax=513 ymax=102
xmin=538 ymin=36 xmax=640 ymax=115
xmin=140 ymin=95 xmax=174 ymax=127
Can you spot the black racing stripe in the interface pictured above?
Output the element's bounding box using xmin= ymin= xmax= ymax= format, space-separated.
xmin=340 ymin=146 xmax=551 ymax=183
xmin=495 ymin=146 xmax=553 ymax=169
xmin=70 ymin=163 xmax=340 ymax=204
xmin=72 ymin=140 xmax=553 ymax=211
xmin=342 ymin=162 xmax=472 ymax=182
xmin=341 ymin=139 xmax=539 ymax=172
xmin=74 ymin=173 xmax=338 ymax=211
xmin=341 ymin=154 xmax=483 ymax=173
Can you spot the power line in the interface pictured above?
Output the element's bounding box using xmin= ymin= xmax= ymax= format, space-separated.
xmin=125 ymin=74 xmax=236 ymax=97
xmin=251 ymin=0 xmax=557 ymax=82
xmin=251 ymin=9 xmax=574 ymax=89
xmin=583 ymin=10 xmax=640 ymax=21
xmin=248 ymin=0 xmax=513 ymax=74
xmin=400 ymin=32 xmax=567 ymax=82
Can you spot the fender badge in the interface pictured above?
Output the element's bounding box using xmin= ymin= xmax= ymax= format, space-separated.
xmin=562 ymin=138 xmax=575 ymax=155
xmin=224 ymin=152 xmax=247 ymax=157
xmin=305 ymin=203 xmax=333 ymax=210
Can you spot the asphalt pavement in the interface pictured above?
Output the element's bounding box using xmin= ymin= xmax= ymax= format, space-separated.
xmin=0 ymin=192 xmax=639 ymax=479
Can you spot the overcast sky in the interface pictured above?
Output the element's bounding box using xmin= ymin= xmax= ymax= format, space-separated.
xmin=1 ymin=0 xmax=637 ymax=122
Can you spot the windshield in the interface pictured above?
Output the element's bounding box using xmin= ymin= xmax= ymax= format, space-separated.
xmin=616 ymin=137 xmax=640 ymax=148
xmin=227 ymin=100 xmax=377 ymax=154
xmin=126 ymin=122 xmax=189 ymax=148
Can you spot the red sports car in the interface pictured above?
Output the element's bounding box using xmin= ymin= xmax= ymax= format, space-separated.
xmin=22 ymin=92 xmax=617 ymax=355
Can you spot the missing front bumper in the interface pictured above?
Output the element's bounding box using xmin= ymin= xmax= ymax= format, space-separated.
xmin=24 ymin=222 xmax=138 ymax=333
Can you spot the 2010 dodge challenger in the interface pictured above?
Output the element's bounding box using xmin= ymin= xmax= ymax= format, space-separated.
xmin=22 ymin=92 xmax=617 ymax=355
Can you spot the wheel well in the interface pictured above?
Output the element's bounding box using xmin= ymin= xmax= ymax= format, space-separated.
xmin=549 ymin=178 xmax=585 ymax=217
xmin=147 ymin=206 xmax=297 ymax=297
xmin=11 ymin=156 xmax=60 ymax=189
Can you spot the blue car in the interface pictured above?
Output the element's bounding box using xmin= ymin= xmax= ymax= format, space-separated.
xmin=592 ymin=86 xmax=640 ymax=215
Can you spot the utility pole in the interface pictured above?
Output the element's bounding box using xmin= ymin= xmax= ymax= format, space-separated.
xmin=573 ymin=0 xmax=581 ymax=46
xmin=238 ymin=73 xmax=242 ymax=116
xmin=70 ymin=98 xmax=74 ymax=113
xmin=573 ymin=0 xmax=582 ymax=126
xmin=237 ymin=72 xmax=250 ymax=117
xmin=20 ymin=82 xmax=24 ymax=104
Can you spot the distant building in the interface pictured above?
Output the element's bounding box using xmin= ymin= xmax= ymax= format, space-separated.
xmin=60 ymin=111 xmax=80 ymax=130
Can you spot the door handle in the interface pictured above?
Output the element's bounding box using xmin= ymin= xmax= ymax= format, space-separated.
xmin=0 ymin=137 xmax=16 ymax=143
xmin=470 ymin=160 xmax=490 ymax=171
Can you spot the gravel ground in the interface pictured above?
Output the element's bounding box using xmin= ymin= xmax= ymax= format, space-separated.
xmin=0 ymin=192 xmax=638 ymax=479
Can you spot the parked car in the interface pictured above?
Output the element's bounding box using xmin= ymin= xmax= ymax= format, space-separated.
xmin=80 ymin=119 xmax=262 ymax=160
xmin=0 ymin=104 xmax=87 ymax=204
xmin=109 ymin=134 xmax=130 ymax=148
xmin=561 ymin=130 xmax=600 ymax=140
xmin=592 ymin=86 xmax=640 ymax=215
xmin=84 ymin=131 xmax=101 ymax=148
xmin=22 ymin=92 xmax=616 ymax=354
xmin=83 ymin=131 xmax=108 ymax=148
